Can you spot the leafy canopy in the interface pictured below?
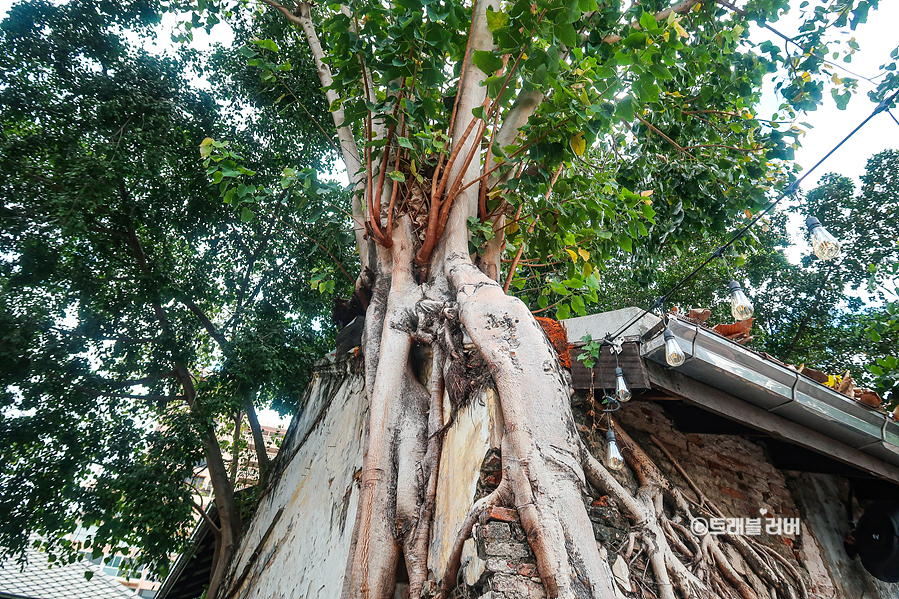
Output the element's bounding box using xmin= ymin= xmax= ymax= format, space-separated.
xmin=0 ymin=0 xmax=349 ymax=575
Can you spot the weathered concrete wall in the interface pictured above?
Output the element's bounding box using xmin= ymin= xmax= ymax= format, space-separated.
xmin=429 ymin=387 xmax=503 ymax=581
xmin=220 ymin=355 xmax=501 ymax=599
xmin=221 ymin=356 xmax=366 ymax=599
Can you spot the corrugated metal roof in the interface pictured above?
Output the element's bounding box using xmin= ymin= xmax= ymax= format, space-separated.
xmin=0 ymin=545 xmax=134 ymax=599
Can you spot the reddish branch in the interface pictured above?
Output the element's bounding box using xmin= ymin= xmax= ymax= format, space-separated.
xmin=635 ymin=113 xmax=697 ymax=159
xmin=414 ymin=112 xmax=482 ymax=265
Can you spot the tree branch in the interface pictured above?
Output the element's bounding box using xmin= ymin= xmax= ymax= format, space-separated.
xmin=244 ymin=394 xmax=272 ymax=484
xmin=601 ymin=0 xmax=702 ymax=44
xmin=87 ymin=372 xmax=177 ymax=389
xmin=229 ymin=410 xmax=243 ymax=486
xmin=74 ymin=386 xmax=183 ymax=401
xmin=181 ymin=297 xmax=230 ymax=351
xmin=273 ymin=0 xmax=369 ymax=262
xmin=503 ymin=164 xmax=564 ymax=293
xmin=635 ymin=113 xmax=697 ymax=160
xmin=191 ymin=501 xmax=222 ymax=538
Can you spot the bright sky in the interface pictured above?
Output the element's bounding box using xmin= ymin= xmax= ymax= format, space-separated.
xmin=751 ymin=3 xmax=899 ymax=190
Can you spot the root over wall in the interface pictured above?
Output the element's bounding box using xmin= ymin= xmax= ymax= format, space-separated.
xmin=219 ymin=355 xmax=897 ymax=599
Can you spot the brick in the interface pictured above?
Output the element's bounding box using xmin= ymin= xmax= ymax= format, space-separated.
xmin=720 ymin=486 xmax=747 ymax=501
xmin=485 ymin=542 xmax=532 ymax=559
xmin=483 ymin=522 xmax=511 ymax=542
xmin=686 ymin=434 xmax=705 ymax=447
xmin=491 ymin=573 xmax=546 ymax=598
xmin=485 ymin=558 xmax=516 ymax=574
xmin=716 ymin=452 xmax=744 ymax=468
xmin=485 ymin=506 xmax=520 ymax=523
xmin=517 ymin=563 xmax=539 ymax=577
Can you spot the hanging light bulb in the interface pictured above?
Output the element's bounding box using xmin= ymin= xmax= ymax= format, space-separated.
xmin=664 ymin=328 xmax=686 ymax=367
xmin=805 ymin=216 xmax=841 ymax=260
xmin=728 ymin=280 xmax=754 ymax=321
xmin=606 ymin=429 xmax=625 ymax=471
xmin=614 ymin=366 xmax=632 ymax=402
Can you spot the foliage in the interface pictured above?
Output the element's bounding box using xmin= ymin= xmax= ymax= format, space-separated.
xmin=863 ymin=262 xmax=899 ymax=407
xmin=566 ymin=149 xmax=899 ymax=405
xmin=2 ymin=0 xmax=897 ymax=589
xmin=0 ymin=0 xmax=346 ymax=576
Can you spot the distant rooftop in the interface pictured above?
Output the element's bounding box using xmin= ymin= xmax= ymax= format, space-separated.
xmin=0 ymin=544 xmax=134 ymax=599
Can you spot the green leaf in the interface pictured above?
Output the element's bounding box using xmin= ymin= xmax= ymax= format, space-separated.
xmin=649 ymin=64 xmax=673 ymax=80
xmin=241 ymin=208 xmax=255 ymax=222
xmin=570 ymin=295 xmax=586 ymax=316
xmin=556 ymin=303 xmax=571 ymax=320
xmin=486 ymin=8 xmax=509 ymax=32
xmin=639 ymin=10 xmax=658 ymax=32
xmin=554 ymin=23 xmax=578 ymax=48
xmin=616 ymin=96 xmax=635 ymax=122
xmin=471 ymin=105 xmax=486 ymax=120
xmin=624 ymin=31 xmax=646 ymax=47
xmin=252 ymin=38 xmax=280 ymax=52
xmin=618 ymin=233 xmax=633 ymax=253
xmin=472 ymin=50 xmax=504 ymax=75
xmin=389 ymin=171 xmax=406 ymax=182
xmin=397 ymin=137 xmax=414 ymax=149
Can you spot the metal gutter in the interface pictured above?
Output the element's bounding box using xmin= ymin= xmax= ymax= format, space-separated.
xmin=641 ymin=314 xmax=899 ymax=469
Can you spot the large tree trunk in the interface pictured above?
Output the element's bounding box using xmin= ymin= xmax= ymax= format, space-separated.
xmin=265 ymin=2 xmax=812 ymax=598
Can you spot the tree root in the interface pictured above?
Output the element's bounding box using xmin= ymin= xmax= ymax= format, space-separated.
xmin=340 ymin=226 xmax=808 ymax=599
xmin=447 ymin=255 xmax=617 ymax=598
xmin=578 ymin=418 xmax=809 ymax=599
xmin=442 ymin=479 xmax=512 ymax=596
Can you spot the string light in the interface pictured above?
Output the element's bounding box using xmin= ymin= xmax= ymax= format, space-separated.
xmin=596 ymin=362 xmax=625 ymax=471
xmin=805 ymin=216 xmax=841 ymax=260
xmin=664 ymin=328 xmax=686 ymax=367
xmin=605 ymin=428 xmax=625 ymax=471
xmin=614 ymin=367 xmax=632 ymax=402
xmin=600 ymin=88 xmax=899 ymax=344
xmin=728 ymin=280 xmax=754 ymax=321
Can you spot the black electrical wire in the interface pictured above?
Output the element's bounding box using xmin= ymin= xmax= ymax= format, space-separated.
xmin=604 ymin=87 xmax=899 ymax=342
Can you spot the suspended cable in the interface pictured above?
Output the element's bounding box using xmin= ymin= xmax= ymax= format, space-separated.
xmin=715 ymin=0 xmax=887 ymax=86
xmin=604 ymin=87 xmax=899 ymax=342
xmin=888 ymin=110 xmax=899 ymax=129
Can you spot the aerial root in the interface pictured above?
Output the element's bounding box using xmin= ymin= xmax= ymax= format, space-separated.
xmin=575 ymin=422 xmax=811 ymax=599
xmin=442 ymin=479 xmax=512 ymax=596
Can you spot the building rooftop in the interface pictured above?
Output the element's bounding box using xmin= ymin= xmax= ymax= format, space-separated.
xmin=563 ymin=307 xmax=899 ymax=489
xmin=0 ymin=544 xmax=134 ymax=599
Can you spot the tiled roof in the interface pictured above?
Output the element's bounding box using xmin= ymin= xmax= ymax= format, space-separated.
xmin=0 ymin=544 xmax=134 ymax=599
